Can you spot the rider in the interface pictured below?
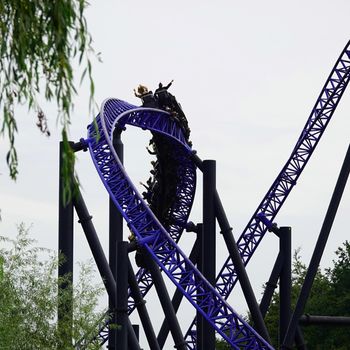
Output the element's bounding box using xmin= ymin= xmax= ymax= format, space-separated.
xmin=154 ymin=80 xmax=191 ymax=140
xmin=134 ymin=84 xmax=158 ymax=108
xmin=154 ymin=80 xmax=174 ymax=110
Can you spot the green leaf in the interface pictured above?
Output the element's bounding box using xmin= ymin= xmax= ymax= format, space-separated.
xmin=0 ymin=0 xmax=99 ymax=180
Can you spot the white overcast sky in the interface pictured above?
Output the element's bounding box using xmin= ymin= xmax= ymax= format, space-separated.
xmin=1 ymin=1 xmax=350 ymax=347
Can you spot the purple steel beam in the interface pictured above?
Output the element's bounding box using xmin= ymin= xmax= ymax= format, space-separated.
xmin=80 ymin=101 xmax=197 ymax=348
xmin=184 ymin=41 xmax=350 ymax=347
xmin=101 ymin=102 xmax=197 ymax=315
xmin=87 ymin=98 xmax=273 ymax=349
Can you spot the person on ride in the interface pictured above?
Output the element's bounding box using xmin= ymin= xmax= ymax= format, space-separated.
xmin=154 ymin=80 xmax=175 ymax=109
xmin=154 ymin=80 xmax=191 ymax=140
xmin=134 ymin=84 xmax=158 ymax=108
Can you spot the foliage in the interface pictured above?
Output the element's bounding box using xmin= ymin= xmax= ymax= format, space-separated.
xmin=216 ymin=243 xmax=350 ymax=349
xmin=264 ymin=243 xmax=350 ymax=349
xmin=215 ymin=337 xmax=231 ymax=350
xmin=0 ymin=0 xmax=99 ymax=201
xmin=0 ymin=224 xmax=105 ymax=349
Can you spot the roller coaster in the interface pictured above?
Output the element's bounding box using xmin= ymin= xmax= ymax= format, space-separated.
xmin=59 ymin=40 xmax=350 ymax=349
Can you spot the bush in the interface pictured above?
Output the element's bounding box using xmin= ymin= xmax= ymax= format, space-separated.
xmin=0 ymin=224 xmax=105 ymax=349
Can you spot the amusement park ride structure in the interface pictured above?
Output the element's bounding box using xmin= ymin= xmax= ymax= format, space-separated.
xmin=58 ymin=41 xmax=350 ymax=349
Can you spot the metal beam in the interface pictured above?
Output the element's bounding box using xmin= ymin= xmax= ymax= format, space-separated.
xmin=282 ymin=144 xmax=350 ymax=349
xmin=214 ymin=189 xmax=271 ymax=343
xmin=300 ymin=315 xmax=350 ymax=326
xmin=158 ymin=238 xmax=199 ymax=348
xmin=58 ymin=141 xmax=74 ymax=347
xmin=73 ymin=190 xmax=140 ymax=350
xmin=201 ymin=160 xmax=217 ymax=349
xmin=109 ymin=128 xmax=124 ymax=349
xmin=260 ymin=252 xmax=283 ymax=318
xmin=194 ymin=154 xmax=271 ymax=344
xmin=279 ymin=227 xmax=292 ymax=345
xmin=128 ymin=259 xmax=160 ymax=350
xmin=142 ymin=249 xmax=186 ymax=350
xmin=116 ymin=241 xmax=128 ymax=349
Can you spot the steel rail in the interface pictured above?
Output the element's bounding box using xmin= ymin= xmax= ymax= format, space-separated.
xmin=87 ymin=98 xmax=273 ymax=349
xmin=184 ymin=40 xmax=350 ymax=347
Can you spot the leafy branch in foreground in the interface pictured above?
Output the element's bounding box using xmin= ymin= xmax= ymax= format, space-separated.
xmin=0 ymin=224 xmax=105 ymax=349
xmin=0 ymin=1 xmax=99 ymax=195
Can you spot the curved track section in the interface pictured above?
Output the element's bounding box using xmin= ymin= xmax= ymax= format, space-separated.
xmin=88 ymin=98 xmax=273 ymax=349
xmin=185 ymin=41 xmax=350 ymax=346
xmin=90 ymin=100 xmax=197 ymax=313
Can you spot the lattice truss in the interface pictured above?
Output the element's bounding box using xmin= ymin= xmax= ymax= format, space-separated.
xmin=84 ymin=41 xmax=350 ymax=349
xmin=184 ymin=41 xmax=350 ymax=346
xmin=87 ymin=99 xmax=272 ymax=349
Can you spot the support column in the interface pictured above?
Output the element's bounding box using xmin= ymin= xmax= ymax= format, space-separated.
xmin=282 ymin=144 xmax=350 ymax=349
xmin=260 ymin=252 xmax=283 ymax=317
xmin=196 ymin=223 xmax=204 ymax=350
xmin=132 ymin=325 xmax=140 ymax=342
xmin=73 ymin=190 xmax=140 ymax=350
xmin=193 ymin=153 xmax=271 ymax=343
xmin=279 ymin=227 xmax=292 ymax=346
xmin=109 ymin=128 xmax=124 ymax=349
xmin=259 ymin=232 xmax=307 ymax=349
xmin=116 ymin=241 xmax=128 ymax=349
xmin=295 ymin=328 xmax=307 ymax=350
xmin=215 ymin=191 xmax=271 ymax=343
xmin=58 ymin=141 xmax=74 ymax=347
xmin=128 ymin=259 xmax=160 ymax=350
xmin=143 ymin=249 xmax=186 ymax=350
xmin=202 ymin=160 xmax=216 ymax=350
xmin=158 ymin=238 xmax=199 ymax=349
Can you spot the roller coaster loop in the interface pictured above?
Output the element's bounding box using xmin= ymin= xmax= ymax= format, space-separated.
xmin=87 ymin=99 xmax=274 ymax=349
xmin=86 ymin=40 xmax=350 ymax=349
xmin=184 ymin=40 xmax=350 ymax=346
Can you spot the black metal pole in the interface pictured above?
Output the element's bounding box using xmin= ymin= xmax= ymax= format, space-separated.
xmin=73 ymin=190 xmax=140 ymax=350
xmin=193 ymin=154 xmax=271 ymax=343
xmin=58 ymin=141 xmax=74 ymax=347
xmin=116 ymin=241 xmax=128 ymax=350
xmin=299 ymin=315 xmax=350 ymax=326
xmin=260 ymin=252 xmax=283 ymax=318
xmin=158 ymin=238 xmax=199 ymax=349
xmin=282 ymin=144 xmax=350 ymax=349
xmin=258 ymin=234 xmax=307 ymax=349
xmin=142 ymin=249 xmax=186 ymax=350
xmin=132 ymin=325 xmax=140 ymax=341
xmin=110 ymin=129 xmax=124 ymax=246
xmin=109 ymin=128 xmax=124 ymax=349
xmin=214 ymin=189 xmax=271 ymax=343
xmin=74 ymin=190 xmax=116 ymax=295
xmin=259 ymin=234 xmax=307 ymax=350
xmin=202 ymin=160 xmax=216 ymax=350
xmin=295 ymin=328 xmax=308 ymax=350
xmin=128 ymin=259 xmax=160 ymax=350
xmin=279 ymin=227 xmax=292 ymax=346
xmin=196 ymin=223 xmax=204 ymax=350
